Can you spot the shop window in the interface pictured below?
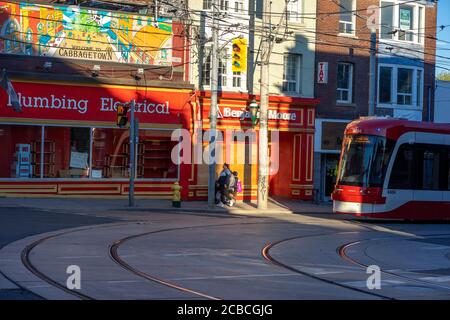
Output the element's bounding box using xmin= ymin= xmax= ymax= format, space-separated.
xmin=92 ymin=128 xmax=178 ymax=180
xmin=45 ymin=127 xmax=91 ymax=178
xmin=0 ymin=125 xmax=42 ymax=178
xmin=92 ymin=128 xmax=128 ymax=179
xmin=137 ymin=130 xmax=179 ymax=179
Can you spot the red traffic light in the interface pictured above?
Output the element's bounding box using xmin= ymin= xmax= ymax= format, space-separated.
xmin=116 ymin=103 xmax=129 ymax=127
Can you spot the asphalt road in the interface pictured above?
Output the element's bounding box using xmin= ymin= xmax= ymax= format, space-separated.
xmin=1 ymin=203 xmax=450 ymax=300
xmin=0 ymin=206 xmax=115 ymax=300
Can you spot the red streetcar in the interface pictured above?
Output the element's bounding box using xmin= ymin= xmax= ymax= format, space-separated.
xmin=332 ymin=117 xmax=450 ymax=220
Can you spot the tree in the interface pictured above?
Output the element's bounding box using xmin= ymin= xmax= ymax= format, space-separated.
xmin=437 ymin=71 xmax=450 ymax=81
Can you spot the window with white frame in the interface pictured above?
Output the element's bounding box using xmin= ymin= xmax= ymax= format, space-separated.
xmin=234 ymin=1 xmax=244 ymax=13
xmin=203 ymin=0 xmax=212 ymax=10
xmin=220 ymin=0 xmax=229 ymax=11
xmin=377 ymin=64 xmax=424 ymax=107
xmin=336 ymin=63 xmax=353 ymax=103
xmin=218 ymin=52 xmax=228 ymax=87
xmin=202 ymin=47 xmax=211 ymax=86
xmin=201 ymin=45 xmax=245 ymax=91
xmin=380 ymin=1 xmax=425 ymax=44
xmin=282 ymin=54 xmax=301 ymax=93
xmin=287 ymin=0 xmax=302 ymax=23
xmin=339 ymin=0 xmax=355 ymax=35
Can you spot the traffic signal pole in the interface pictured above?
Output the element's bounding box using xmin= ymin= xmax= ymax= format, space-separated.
xmin=208 ymin=0 xmax=219 ymax=208
xmin=129 ymin=99 xmax=136 ymax=207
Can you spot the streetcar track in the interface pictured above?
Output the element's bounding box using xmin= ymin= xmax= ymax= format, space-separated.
xmin=15 ymin=212 xmax=450 ymax=301
xmin=108 ymin=221 xmax=298 ymax=300
xmin=338 ymin=233 xmax=450 ymax=291
xmin=261 ymin=233 xmax=395 ymax=300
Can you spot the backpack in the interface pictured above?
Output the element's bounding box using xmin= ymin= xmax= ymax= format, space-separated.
xmin=236 ymin=179 xmax=242 ymax=193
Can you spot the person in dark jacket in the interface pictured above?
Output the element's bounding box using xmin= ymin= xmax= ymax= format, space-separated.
xmin=216 ymin=163 xmax=231 ymax=206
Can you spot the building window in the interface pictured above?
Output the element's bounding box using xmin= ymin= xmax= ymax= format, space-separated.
xmin=218 ymin=52 xmax=228 ymax=87
xmin=282 ymin=54 xmax=301 ymax=93
xmin=202 ymin=46 xmax=245 ymax=91
xmin=220 ymin=0 xmax=229 ymax=11
xmin=397 ymin=68 xmax=413 ymax=105
xmin=336 ymin=63 xmax=353 ymax=103
xmin=233 ymin=71 xmax=242 ymax=88
xmin=378 ymin=65 xmax=423 ymax=108
xmin=339 ymin=0 xmax=355 ymax=35
xmin=398 ymin=4 xmax=414 ymax=41
xmin=379 ymin=66 xmax=393 ymax=103
xmin=234 ymin=1 xmax=244 ymax=13
xmin=287 ymin=0 xmax=302 ymax=23
xmin=379 ymin=0 xmax=425 ymax=44
xmin=203 ymin=0 xmax=212 ymax=10
xmin=202 ymin=48 xmax=212 ymax=86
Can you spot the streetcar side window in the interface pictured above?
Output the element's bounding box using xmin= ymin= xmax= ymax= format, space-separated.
xmin=389 ymin=144 xmax=415 ymax=189
xmin=419 ymin=148 xmax=440 ymax=190
xmin=389 ymin=143 xmax=449 ymax=191
xmin=447 ymin=148 xmax=450 ymax=191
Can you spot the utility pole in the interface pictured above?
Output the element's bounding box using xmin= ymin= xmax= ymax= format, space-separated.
xmin=129 ymin=99 xmax=137 ymax=207
xmin=368 ymin=30 xmax=377 ymax=116
xmin=257 ymin=0 xmax=271 ymax=210
xmin=208 ymin=0 xmax=219 ymax=208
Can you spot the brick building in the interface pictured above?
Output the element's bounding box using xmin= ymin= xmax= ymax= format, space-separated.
xmin=313 ymin=0 xmax=437 ymax=202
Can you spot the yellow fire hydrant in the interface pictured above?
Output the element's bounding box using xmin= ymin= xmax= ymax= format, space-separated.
xmin=172 ymin=181 xmax=182 ymax=208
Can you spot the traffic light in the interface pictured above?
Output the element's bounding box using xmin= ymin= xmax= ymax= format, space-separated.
xmin=116 ymin=103 xmax=129 ymax=128
xmin=231 ymin=38 xmax=247 ymax=73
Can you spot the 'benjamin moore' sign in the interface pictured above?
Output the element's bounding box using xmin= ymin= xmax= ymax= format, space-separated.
xmin=0 ymin=1 xmax=173 ymax=65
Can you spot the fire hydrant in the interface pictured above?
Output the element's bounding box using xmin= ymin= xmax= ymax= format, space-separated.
xmin=172 ymin=181 xmax=182 ymax=208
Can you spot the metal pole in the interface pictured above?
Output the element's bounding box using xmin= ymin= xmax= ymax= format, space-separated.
xmin=257 ymin=0 xmax=271 ymax=210
xmin=129 ymin=100 xmax=136 ymax=207
xmin=208 ymin=0 xmax=219 ymax=208
xmin=368 ymin=30 xmax=377 ymax=116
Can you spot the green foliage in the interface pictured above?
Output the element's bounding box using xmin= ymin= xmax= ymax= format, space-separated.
xmin=437 ymin=72 xmax=450 ymax=81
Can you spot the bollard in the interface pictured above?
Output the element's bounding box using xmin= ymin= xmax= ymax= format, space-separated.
xmin=172 ymin=181 xmax=182 ymax=208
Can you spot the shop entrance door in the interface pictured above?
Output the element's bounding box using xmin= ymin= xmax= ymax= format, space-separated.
xmin=324 ymin=154 xmax=339 ymax=202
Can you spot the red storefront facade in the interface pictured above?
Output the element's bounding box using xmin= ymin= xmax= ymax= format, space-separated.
xmin=0 ymin=80 xmax=318 ymax=200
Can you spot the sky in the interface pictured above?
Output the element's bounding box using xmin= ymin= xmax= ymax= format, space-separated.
xmin=436 ymin=0 xmax=450 ymax=75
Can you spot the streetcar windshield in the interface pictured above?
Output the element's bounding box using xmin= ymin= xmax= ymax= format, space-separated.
xmin=337 ymin=135 xmax=394 ymax=187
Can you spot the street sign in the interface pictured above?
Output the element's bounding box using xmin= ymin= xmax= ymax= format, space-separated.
xmin=317 ymin=62 xmax=328 ymax=84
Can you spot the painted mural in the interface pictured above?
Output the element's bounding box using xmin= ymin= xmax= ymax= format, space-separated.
xmin=0 ymin=1 xmax=173 ymax=65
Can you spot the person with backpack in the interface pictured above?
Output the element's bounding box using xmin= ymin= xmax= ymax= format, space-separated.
xmin=216 ymin=163 xmax=231 ymax=207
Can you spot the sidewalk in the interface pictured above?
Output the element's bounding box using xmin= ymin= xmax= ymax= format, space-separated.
xmin=0 ymin=196 xmax=332 ymax=215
